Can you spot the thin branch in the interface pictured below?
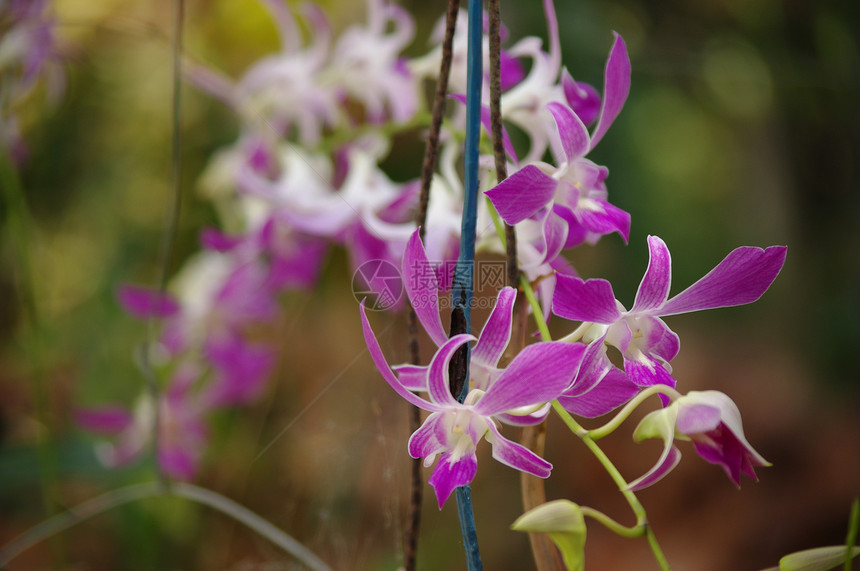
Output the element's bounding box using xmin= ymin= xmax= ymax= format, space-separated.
xmin=0 ymin=481 xmax=331 ymax=570
xmin=404 ymin=2 xmax=462 ymax=569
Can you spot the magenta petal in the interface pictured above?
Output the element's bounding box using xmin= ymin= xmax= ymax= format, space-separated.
xmin=475 ymin=342 xmax=585 ymax=416
xmin=472 ymin=287 xmax=516 ymax=368
xmin=500 ymin=49 xmax=526 ymax=91
xmin=590 ymin=33 xmax=631 ymax=149
xmin=158 ymin=446 xmax=198 ymax=481
xmin=486 ymin=422 xmax=552 ymax=478
xmin=564 ymin=337 xmax=612 ymax=397
xmin=200 ymin=228 xmax=243 ymax=252
xmin=360 ymin=302 xmax=441 ymax=412
xmin=552 ymin=275 xmax=621 ymax=324
xmin=576 ymin=199 xmax=631 ymax=243
xmin=427 ymin=334 xmax=476 ymax=407
xmin=559 ymin=366 xmax=639 ymax=418
xmin=428 ymin=451 xmax=478 ymax=509
xmin=543 ymin=207 xmax=570 ymax=263
xmin=562 ymin=70 xmax=601 ymax=126
xmin=485 ymin=165 xmax=557 ymax=225
xmin=632 ymin=236 xmax=672 ymax=312
xmin=658 ymin=245 xmax=787 ymax=316
xmin=75 ymin=406 xmax=134 ymax=434
xmin=408 ymin=412 xmax=445 ymax=460
xmin=117 ymin=284 xmax=180 ymax=319
xmin=547 ymin=102 xmax=590 ymax=163
xmin=628 ymin=445 xmax=682 ymax=491
xmin=623 ymin=353 xmax=677 ymax=389
xmin=692 ymin=429 xmax=766 ymax=486
xmin=392 ymin=364 xmax=429 ymax=391
xmin=402 ymin=230 xmax=448 ymax=346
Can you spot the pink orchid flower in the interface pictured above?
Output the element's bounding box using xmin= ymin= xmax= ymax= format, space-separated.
xmin=360 ymin=302 xmax=585 ymax=507
xmin=628 ymin=390 xmax=770 ymax=490
xmin=552 ymin=235 xmax=787 ymax=390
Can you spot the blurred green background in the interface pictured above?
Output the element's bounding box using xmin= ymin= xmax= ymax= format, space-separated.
xmin=1 ymin=0 xmax=858 ymax=569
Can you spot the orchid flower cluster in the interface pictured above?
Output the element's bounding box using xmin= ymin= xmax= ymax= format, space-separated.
xmin=74 ymin=0 xmax=789 ymax=565
xmin=0 ymin=0 xmax=63 ymax=163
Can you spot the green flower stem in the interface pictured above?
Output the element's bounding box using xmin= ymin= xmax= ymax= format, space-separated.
xmin=0 ymin=481 xmax=331 ymax=571
xmin=519 ymin=273 xmax=552 ymax=342
xmin=518 ymin=276 xmax=670 ymax=570
xmin=552 ymin=402 xmax=670 ymax=570
xmin=587 ymin=385 xmax=682 ymax=441
xmin=580 ymin=507 xmax=642 ymax=538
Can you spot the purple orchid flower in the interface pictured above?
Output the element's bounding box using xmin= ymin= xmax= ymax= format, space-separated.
xmin=360 ymin=301 xmax=585 ymax=507
xmin=552 ymin=235 xmax=787 ymax=390
xmin=394 ymin=230 xmax=580 ymax=425
xmin=485 ymin=29 xmax=632 ymax=247
xmin=628 ymin=390 xmax=770 ymax=490
xmin=76 ymin=365 xmax=210 ymax=480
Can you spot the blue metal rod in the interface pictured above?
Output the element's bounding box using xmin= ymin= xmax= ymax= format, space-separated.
xmin=450 ymin=0 xmax=484 ymax=568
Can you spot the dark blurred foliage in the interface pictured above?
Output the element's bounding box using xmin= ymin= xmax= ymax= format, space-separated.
xmin=1 ymin=0 xmax=858 ymax=569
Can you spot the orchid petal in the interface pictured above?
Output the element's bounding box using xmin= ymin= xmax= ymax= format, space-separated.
xmin=402 ymin=230 xmax=448 ymax=346
xmin=627 ymin=445 xmax=681 ymax=491
xmin=547 ymin=102 xmax=590 ymax=163
xmin=590 ymin=33 xmax=631 ymax=149
xmin=428 ymin=451 xmax=478 ymax=509
xmin=628 ymin=404 xmax=682 ymax=490
xmin=475 ymin=342 xmax=584 ymax=416
xmin=392 ymin=364 xmax=429 ymax=391
xmin=485 ymin=165 xmax=557 ymax=225
xmin=472 ymin=287 xmax=516 ymax=368
xmin=558 ymin=366 xmax=639 ymax=418
xmin=408 ymin=412 xmax=446 ymax=461
xmin=631 ymin=235 xmax=672 ymax=312
xmin=117 ymin=284 xmax=180 ymax=319
xmin=658 ymin=245 xmax=787 ymax=316
xmin=675 ymin=403 xmax=721 ymax=434
xmin=562 ymin=69 xmax=601 ymax=126
xmin=158 ymin=446 xmax=198 ymax=481
xmin=486 ymin=422 xmax=552 ymax=478
xmin=75 ymin=406 xmax=134 ymax=434
xmin=427 ymin=334 xmax=477 ymax=407
xmin=553 ymin=275 xmax=621 ymax=324
xmin=360 ymin=301 xmax=441 ymax=412
xmin=623 ymin=352 xmax=677 ymax=389
xmin=576 ymin=199 xmax=631 ymax=244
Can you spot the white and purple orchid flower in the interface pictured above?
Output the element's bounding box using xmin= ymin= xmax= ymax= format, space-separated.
xmin=628 ymin=390 xmax=770 ymax=490
xmin=76 ymin=365 xmax=210 ymax=480
xmin=552 ymin=235 xmax=787 ymax=392
xmin=360 ymin=300 xmax=585 ymax=507
xmin=486 ymin=33 xmax=632 ymax=248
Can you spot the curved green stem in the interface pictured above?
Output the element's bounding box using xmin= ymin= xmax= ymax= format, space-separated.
xmin=519 ymin=273 xmax=552 ymax=342
xmin=517 ymin=276 xmax=670 ymax=570
xmin=552 ymin=402 xmax=670 ymax=570
xmin=0 ymin=482 xmax=331 ymax=571
xmin=588 ymin=385 xmax=682 ymax=441
xmin=580 ymin=507 xmax=642 ymax=539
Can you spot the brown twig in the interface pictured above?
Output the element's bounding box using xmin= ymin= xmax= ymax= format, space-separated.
xmin=404 ymin=1 xmax=461 ymax=569
xmin=488 ymin=0 xmax=563 ymax=568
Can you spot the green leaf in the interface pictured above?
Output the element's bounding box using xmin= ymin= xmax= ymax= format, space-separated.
xmin=777 ymin=545 xmax=860 ymax=571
